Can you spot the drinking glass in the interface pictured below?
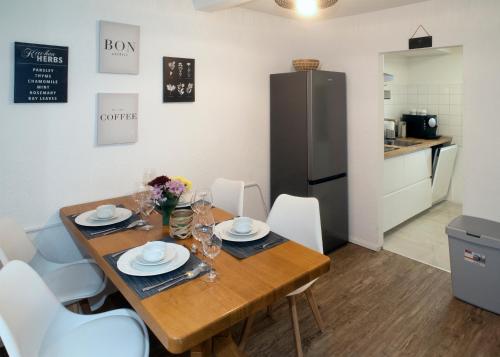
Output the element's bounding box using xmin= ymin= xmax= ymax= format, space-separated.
xmin=202 ymin=233 xmax=222 ymax=282
xmin=170 ymin=209 xmax=194 ymax=240
xmin=190 ymin=189 xmax=213 ymax=215
xmin=133 ymin=184 xmax=153 ymax=225
xmin=142 ymin=168 xmax=157 ymax=186
xmin=191 ymin=211 xmax=215 ymax=255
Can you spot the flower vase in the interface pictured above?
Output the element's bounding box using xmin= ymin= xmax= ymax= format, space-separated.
xmin=159 ymin=199 xmax=179 ymax=226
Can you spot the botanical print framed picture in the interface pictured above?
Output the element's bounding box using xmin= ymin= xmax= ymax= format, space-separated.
xmin=163 ymin=57 xmax=195 ymax=103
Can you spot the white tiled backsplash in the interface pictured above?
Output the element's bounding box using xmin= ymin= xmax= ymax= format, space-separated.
xmin=384 ymin=83 xmax=463 ymax=147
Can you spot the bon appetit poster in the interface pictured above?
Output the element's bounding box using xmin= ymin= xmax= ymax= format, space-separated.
xmin=14 ymin=42 xmax=68 ymax=103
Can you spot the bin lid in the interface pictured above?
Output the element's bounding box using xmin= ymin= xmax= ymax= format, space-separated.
xmin=446 ymin=215 xmax=500 ymax=248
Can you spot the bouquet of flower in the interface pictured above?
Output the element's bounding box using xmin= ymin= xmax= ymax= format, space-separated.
xmin=147 ymin=175 xmax=192 ymax=205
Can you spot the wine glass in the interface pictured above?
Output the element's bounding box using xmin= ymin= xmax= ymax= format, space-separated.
xmin=191 ymin=189 xmax=213 ymax=214
xmin=142 ymin=168 xmax=156 ymax=186
xmin=132 ymin=184 xmax=152 ymax=225
xmin=191 ymin=211 xmax=215 ymax=255
xmin=202 ymin=233 xmax=222 ymax=282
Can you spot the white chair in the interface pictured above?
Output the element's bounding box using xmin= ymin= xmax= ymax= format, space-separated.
xmin=0 ymin=217 xmax=106 ymax=310
xmin=0 ymin=260 xmax=149 ymax=357
xmin=239 ymin=194 xmax=325 ymax=357
xmin=211 ymin=178 xmax=245 ymax=216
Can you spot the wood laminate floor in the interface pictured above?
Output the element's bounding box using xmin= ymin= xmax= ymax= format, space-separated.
xmin=2 ymin=243 xmax=500 ymax=356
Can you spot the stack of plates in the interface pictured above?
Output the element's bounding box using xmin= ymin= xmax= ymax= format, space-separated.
xmin=75 ymin=207 xmax=133 ymax=227
xmin=117 ymin=242 xmax=190 ymax=277
xmin=176 ymin=191 xmax=193 ymax=208
xmin=214 ymin=219 xmax=270 ymax=242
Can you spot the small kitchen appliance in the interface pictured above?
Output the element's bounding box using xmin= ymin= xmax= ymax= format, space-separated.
xmin=402 ymin=114 xmax=439 ymax=139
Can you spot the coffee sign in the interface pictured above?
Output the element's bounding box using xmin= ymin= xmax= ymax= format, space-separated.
xmin=99 ymin=21 xmax=140 ymax=74
xmin=14 ymin=42 xmax=68 ymax=103
xmin=97 ymin=93 xmax=138 ymax=145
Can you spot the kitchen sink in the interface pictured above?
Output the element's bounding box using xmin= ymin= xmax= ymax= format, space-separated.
xmin=384 ymin=139 xmax=422 ymax=147
xmin=384 ymin=146 xmax=399 ymax=152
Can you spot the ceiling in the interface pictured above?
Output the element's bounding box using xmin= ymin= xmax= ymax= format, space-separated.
xmin=240 ymin=0 xmax=430 ymax=20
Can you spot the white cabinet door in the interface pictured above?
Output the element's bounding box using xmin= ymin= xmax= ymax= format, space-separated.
xmin=383 ymin=178 xmax=432 ymax=232
xmin=404 ymin=149 xmax=432 ymax=185
xmin=383 ymin=149 xmax=433 ymax=232
xmin=384 ymin=154 xmax=405 ymax=195
xmin=384 ymin=149 xmax=431 ymax=196
xmin=432 ymin=145 xmax=458 ymax=204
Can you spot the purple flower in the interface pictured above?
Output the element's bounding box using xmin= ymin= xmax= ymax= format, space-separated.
xmin=164 ymin=180 xmax=185 ymax=197
xmin=151 ymin=186 xmax=163 ymax=200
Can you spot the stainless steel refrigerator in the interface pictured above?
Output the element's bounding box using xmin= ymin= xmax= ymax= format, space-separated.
xmin=270 ymin=70 xmax=348 ymax=253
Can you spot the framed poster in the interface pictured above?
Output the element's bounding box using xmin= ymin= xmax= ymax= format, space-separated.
xmin=99 ymin=21 xmax=140 ymax=74
xmin=163 ymin=57 xmax=195 ymax=102
xmin=14 ymin=42 xmax=68 ymax=103
xmin=97 ymin=93 xmax=138 ymax=145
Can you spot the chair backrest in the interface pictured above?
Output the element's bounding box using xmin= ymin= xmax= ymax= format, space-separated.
xmin=267 ymin=194 xmax=323 ymax=253
xmin=0 ymin=217 xmax=37 ymax=265
xmin=0 ymin=260 xmax=62 ymax=357
xmin=211 ymin=178 xmax=245 ymax=217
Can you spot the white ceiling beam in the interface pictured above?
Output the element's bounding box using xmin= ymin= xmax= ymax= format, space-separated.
xmin=192 ymin=0 xmax=254 ymax=12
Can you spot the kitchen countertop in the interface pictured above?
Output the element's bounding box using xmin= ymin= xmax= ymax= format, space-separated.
xmin=384 ymin=136 xmax=453 ymax=159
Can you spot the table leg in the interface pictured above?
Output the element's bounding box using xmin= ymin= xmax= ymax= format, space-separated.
xmin=190 ymin=338 xmax=212 ymax=357
xmin=214 ymin=331 xmax=247 ymax=357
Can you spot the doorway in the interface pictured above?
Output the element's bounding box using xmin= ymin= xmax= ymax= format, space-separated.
xmin=381 ymin=46 xmax=464 ymax=271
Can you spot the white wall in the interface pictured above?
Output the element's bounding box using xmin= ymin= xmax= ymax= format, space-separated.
xmin=307 ymin=0 xmax=500 ymax=250
xmin=0 ymin=0 xmax=309 ymax=260
xmin=3 ymin=0 xmax=500 ymax=256
xmin=384 ymin=55 xmax=409 ymax=120
xmin=384 ymin=48 xmax=464 ymax=204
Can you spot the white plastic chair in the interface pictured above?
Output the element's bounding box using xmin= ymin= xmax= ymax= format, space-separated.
xmin=239 ymin=194 xmax=325 ymax=357
xmin=0 ymin=260 xmax=149 ymax=357
xmin=0 ymin=217 xmax=106 ymax=310
xmin=211 ymin=178 xmax=245 ymax=216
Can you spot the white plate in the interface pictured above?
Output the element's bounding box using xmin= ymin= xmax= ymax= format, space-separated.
xmin=176 ymin=201 xmax=192 ymax=208
xmin=176 ymin=191 xmax=193 ymax=208
xmin=75 ymin=208 xmax=132 ymax=227
xmin=215 ymin=220 xmax=270 ymax=242
xmin=89 ymin=212 xmax=119 ymax=221
xmin=117 ymin=243 xmax=190 ymax=277
xmin=227 ymin=226 xmax=259 ymax=236
xmin=135 ymin=249 xmax=177 ymax=266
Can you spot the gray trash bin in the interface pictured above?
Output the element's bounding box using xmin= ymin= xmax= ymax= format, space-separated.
xmin=446 ymin=215 xmax=500 ymax=314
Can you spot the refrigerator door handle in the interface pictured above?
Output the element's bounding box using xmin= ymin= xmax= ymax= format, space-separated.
xmin=308 ymin=173 xmax=347 ymax=186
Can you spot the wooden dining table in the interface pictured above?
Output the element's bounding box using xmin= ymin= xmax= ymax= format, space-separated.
xmin=60 ymin=195 xmax=331 ymax=356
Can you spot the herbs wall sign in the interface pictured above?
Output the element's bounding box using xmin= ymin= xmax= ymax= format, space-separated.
xmin=14 ymin=42 xmax=68 ymax=103
xmin=97 ymin=93 xmax=138 ymax=145
xmin=99 ymin=21 xmax=140 ymax=74
xmin=163 ymin=57 xmax=195 ymax=103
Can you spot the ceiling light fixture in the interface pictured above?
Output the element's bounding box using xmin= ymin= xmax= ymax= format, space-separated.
xmin=274 ymin=0 xmax=339 ymax=17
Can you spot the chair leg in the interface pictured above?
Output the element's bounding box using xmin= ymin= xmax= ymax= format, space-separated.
xmin=287 ymin=295 xmax=304 ymax=357
xmin=305 ymin=288 xmax=325 ymax=332
xmin=239 ymin=313 xmax=255 ymax=350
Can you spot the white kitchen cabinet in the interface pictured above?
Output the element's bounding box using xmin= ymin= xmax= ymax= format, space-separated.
xmin=383 ymin=149 xmax=432 ymax=232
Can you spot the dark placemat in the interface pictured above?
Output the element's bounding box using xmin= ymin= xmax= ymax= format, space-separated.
xmin=104 ymin=237 xmax=207 ymax=299
xmin=221 ymin=231 xmax=288 ymax=259
xmin=68 ymin=205 xmax=141 ymax=240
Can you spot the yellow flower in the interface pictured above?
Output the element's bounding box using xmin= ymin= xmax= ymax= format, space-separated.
xmin=172 ymin=176 xmax=192 ymax=191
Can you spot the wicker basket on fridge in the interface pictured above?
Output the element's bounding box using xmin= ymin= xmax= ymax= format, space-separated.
xmin=292 ymin=59 xmax=320 ymax=71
